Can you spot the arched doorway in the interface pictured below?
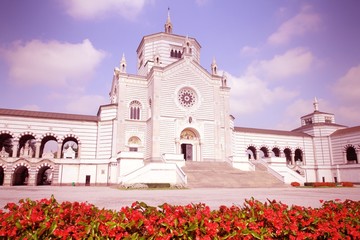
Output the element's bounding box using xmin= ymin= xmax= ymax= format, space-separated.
xmin=247 ymin=146 xmax=257 ymax=160
xmin=0 ymin=166 xmax=4 ymax=185
xmin=36 ymin=166 xmax=53 ymax=185
xmin=272 ymin=147 xmax=280 ymax=157
xmin=179 ymin=128 xmax=200 ymax=161
xmin=346 ymin=146 xmax=358 ymax=163
xmin=260 ymin=147 xmax=269 ymax=158
xmin=294 ymin=149 xmax=303 ymax=163
xmin=181 ymin=143 xmax=193 ymax=161
xmin=12 ymin=166 xmax=29 ymax=186
xmin=284 ymin=148 xmax=292 ymax=165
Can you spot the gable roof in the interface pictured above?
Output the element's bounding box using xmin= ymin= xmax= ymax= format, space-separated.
xmin=301 ymin=110 xmax=334 ymax=118
xmin=331 ymin=125 xmax=360 ymax=137
xmin=292 ymin=122 xmax=346 ymax=132
xmin=0 ymin=108 xmax=98 ymax=122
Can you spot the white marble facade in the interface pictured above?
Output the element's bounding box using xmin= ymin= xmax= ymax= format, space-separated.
xmin=0 ymin=15 xmax=359 ymax=186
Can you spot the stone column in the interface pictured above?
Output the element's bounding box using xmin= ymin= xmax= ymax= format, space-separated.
xmin=35 ymin=142 xmax=41 ymax=158
xmin=57 ymin=143 xmax=62 ymax=159
xmin=12 ymin=140 xmax=19 ymax=158
xmin=291 ymin=152 xmax=295 ymax=165
xmin=356 ymin=149 xmax=359 ymax=164
xmin=256 ymin=150 xmax=261 ymax=160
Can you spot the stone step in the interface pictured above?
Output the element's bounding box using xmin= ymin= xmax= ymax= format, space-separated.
xmin=181 ymin=161 xmax=286 ymax=188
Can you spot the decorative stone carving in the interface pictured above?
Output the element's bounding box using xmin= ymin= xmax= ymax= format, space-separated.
xmin=63 ymin=146 xmax=75 ymax=159
xmin=20 ymin=142 xmax=34 ymax=158
xmin=0 ymin=147 xmax=9 ymax=158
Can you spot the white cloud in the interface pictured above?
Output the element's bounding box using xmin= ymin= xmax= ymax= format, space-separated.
xmin=227 ymin=72 xmax=298 ymax=117
xmin=275 ymin=98 xmax=312 ymax=130
xmin=2 ymin=39 xmax=106 ymax=88
xmin=275 ymin=97 xmax=334 ymax=130
xmin=65 ymin=95 xmax=108 ymax=114
xmin=268 ymin=5 xmax=321 ymax=45
xmin=247 ymin=47 xmax=314 ymax=80
xmin=63 ymin=0 xmax=146 ymax=20
xmin=333 ymin=64 xmax=360 ymax=102
xmin=241 ymin=46 xmax=259 ymax=56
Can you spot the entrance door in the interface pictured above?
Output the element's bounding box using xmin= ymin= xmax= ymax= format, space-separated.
xmin=85 ymin=175 xmax=91 ymax=186
xmin=181 ymin=144 xmax=193 ymax=161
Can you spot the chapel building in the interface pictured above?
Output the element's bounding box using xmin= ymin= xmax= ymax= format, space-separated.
xmin=0 ymin=14 xmax=359 ymax=187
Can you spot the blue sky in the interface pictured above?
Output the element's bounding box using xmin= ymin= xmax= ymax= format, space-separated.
xmin=0 ymin=0 xmax=359 ymax=130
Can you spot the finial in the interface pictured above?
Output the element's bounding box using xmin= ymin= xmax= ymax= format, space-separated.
xmin=120 ymin=53 xmax=127 ymax=73
xmin=313 ymin=97 xmax=319 ymax=112
xmin=211 ymin=57 xmax=217 ymax=75
xmin=164 ymin=7 xmax=173 ymax=34
xmin=167 ymin=7 xmax=171 ymax=23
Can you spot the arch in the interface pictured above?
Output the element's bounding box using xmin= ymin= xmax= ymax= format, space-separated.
xmin=39 ymin=134 xmax=59 ymax=158
xmin=36 ymin=162 xmax=54 ymax=186
xmin=129 ymin=100 xmax=142 ymax=120
xmin=17 ymin=133 xmax=37 ymax=158
xmin=170 ymin=49 xmax=174 ymax=57
xmin=60 ymin=134 xmax=81 ymax=144
xmin=247 ymin=145 xmax=257 ymax=160
xmin=128 ymin=136 xmax=141 ymax=145
xmin=0 ymin=132 xmax=14 ymax=157
xmin=12 ymin=162 xmax=30 ymax=186
xmin=260 ymin=146 xmax=269 ymax=158
xmin=61 ymin=135 xmax=79 ymax=159
xmin=294 ymin=148 xmax=303 ymax=162
xmin=39 ymin=132 xmax=60 ymax=142
xmin=180 ymin=129 xmax=198 ymax=140
xmin=345 ymin=145 xmax=358 ymax=163
xmin=179 ymin=128 xmax=200 ymax=161
xmin=128 ymin=136 xmax=142 ymax=152
xmin=272 ymin=147 xmax=280 ymax=157
xmin=283 ymin=148 xmax=292 ymax=165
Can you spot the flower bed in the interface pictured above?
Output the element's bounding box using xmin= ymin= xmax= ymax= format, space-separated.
xmin=1 ymin=196 xmax=359 ymax=239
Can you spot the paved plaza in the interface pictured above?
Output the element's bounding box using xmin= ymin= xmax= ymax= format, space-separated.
xmin=1 ymin=186 xmax=360 ymax=210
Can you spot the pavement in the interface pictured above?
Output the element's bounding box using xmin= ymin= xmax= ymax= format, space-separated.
xmin=1 ymin=186 xmax=360 ymax=210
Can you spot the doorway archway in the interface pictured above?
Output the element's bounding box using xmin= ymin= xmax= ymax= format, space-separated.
xmin=36 ymin=166 xmax=53 ymax=185
xmin=179 ymin=128 xmax=201 ymax=161
xmin=12 ymin=166 xmax=29 ymax=186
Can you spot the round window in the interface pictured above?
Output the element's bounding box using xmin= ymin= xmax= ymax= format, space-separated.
xmin=178 ymin=88 xmax=197 ymax=108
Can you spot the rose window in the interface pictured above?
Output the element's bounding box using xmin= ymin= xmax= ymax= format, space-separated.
xmin=178 ymin=88 xmax=196 ymax=108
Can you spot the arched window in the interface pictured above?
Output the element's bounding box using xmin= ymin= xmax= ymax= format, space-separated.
xmin=295 ymin=149 xmax=303 ymax=162
xmin=260 ymin=147 xmax=269 ymax=158
xmin=128 ymin=136 xmax=141 ymax=152
xmin=346 ymin=146 xmax=358 ymax=163
xmin=284 ymin=148 xmax=292 ymax=165
xmin=272 ymin=147 xmax=280 ymax=157
xmin=129 ymin=100 xmax=142 ymax=120
xmin=247 ymin=146 xmax=257 ymax=160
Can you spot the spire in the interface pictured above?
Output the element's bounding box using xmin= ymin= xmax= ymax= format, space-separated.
xmin=211 ymin=57 xmax=218 ymax=75
xmin=120 ymin=53 xmax=127 ymax=73
xmin=164 ymin=7 xmax=173 ymax=34
xmin=313 ymin=97 xmax=319 ymax=112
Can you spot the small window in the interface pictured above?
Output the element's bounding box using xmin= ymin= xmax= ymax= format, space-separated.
xmin=129 ymin=147 xmax=138 ymax=152
xmin=325 ymin=116 xmax=332 ymax=123
xmin=304 ymin=118 xmax=312 ymax=125
xmin=129 ymin=100 xmax=142 ymax=120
